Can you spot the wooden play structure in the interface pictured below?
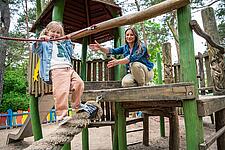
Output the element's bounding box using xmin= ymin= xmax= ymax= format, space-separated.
xmin=6 ymin=0 xmax=225 ymax=150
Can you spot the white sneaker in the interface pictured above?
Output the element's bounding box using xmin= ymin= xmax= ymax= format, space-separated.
xmin=57 ymin=116 xmax=72 ymax=126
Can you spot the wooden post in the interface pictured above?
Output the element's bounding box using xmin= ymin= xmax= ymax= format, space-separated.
xmin=143 ymin=113 xmax=149 ymax=146
xmin=177 ymin=4 xmax=204 ymax=150
xmin=81 ymin=37 xmax=89 ymax=150
xmin=201 ymin=7 xmax=225 ymax=150
xmin=162 ymin=43 xmax=173 ymax=84
xmin=156 ymin=52 xmax=165 ymax=138
xmin=52 ymin=0 xmax=71 ymax=149
xmin=112 ymin=26 xmax=121 ymax=150
xmin=162 ymin=43 xmax=180 ymax=150
xmin=30 ymin=0 xmax=43 ymax=141
xmin=117 ymin=102 xmax=127 ymax=150
xmin=198 ymin=52 xmax=206 ymax=95
xmin=30 ymin=96 xmax=43 ymax=141
xmin=201 ymin=7 xmax=225 ymax=95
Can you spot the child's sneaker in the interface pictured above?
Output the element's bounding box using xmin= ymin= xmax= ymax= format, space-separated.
xmin=56 ymin=116 xmax=72 ymax=126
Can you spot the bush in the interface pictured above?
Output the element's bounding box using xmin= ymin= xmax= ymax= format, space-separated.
xmin=0 ymin=66 xmax=30 ymax=112
xmin=0 ymin=92 xmax=30 ymax=112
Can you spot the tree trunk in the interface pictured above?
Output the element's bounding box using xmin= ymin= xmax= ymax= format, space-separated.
xmin=0 ymin=0 xmax=10 ymax=104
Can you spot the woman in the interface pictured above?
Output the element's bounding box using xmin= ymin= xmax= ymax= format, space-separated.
xmin=89 ymin=26 xmax=154 ymax=87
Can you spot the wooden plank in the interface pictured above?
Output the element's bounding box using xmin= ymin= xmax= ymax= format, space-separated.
xmin=197 ymin=95 xmax=225 ymax=116
xmin=82 ymin=83 xmax=196 ymax=102
xmin=84 ymin=81 xmax=121 ymax=90
xmin=122 ymin=101 xmax=182 ymax=110
xmin=87 ymin=62 xmax=91 ymax=81
xmin=98 ymin=62 xmax=103 ymax=81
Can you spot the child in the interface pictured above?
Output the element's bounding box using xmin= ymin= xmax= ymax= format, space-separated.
xmin=32 ymin=21 xmax=84 ymax=122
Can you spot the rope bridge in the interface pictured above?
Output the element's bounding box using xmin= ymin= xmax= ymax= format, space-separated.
xmin=24 ymin=101 xmax=102 ymax=150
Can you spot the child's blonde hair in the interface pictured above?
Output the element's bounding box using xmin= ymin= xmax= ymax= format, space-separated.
xmin=41 ymin=21 xmax=65 ymax=36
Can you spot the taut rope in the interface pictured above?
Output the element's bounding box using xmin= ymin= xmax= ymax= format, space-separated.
xmin=0 ymin=24 xmax=96 ymax=42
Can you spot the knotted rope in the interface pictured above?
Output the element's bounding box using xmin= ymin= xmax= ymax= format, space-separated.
xmin=24 ymin=101 xmax=102 ymax=150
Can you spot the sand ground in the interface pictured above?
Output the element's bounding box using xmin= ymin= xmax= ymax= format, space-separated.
xmin=0 ymin=116 xmax=217 ymax=150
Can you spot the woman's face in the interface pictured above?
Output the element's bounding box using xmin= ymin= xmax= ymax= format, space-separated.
xmin=47 ymin=29 xmax=61 ymax=39
xmin=125 ymin=29 xmax=135 ymax=44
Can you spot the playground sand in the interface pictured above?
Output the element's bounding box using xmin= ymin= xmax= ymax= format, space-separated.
xmin=0 ymin=116 xmax=217 ymax=150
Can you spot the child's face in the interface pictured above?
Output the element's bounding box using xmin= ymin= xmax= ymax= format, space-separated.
xmin=47 ymin=29 xmax=62 ymax=39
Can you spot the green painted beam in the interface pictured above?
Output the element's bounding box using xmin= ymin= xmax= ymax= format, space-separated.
xmin=177 ymin=4 xmax=204 ymax=150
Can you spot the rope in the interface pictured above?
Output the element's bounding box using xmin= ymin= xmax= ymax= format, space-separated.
xmin=0 ymin=24 xmax=97 ymax=42
xmin=0 ymin=35 xmax=69 ymax=42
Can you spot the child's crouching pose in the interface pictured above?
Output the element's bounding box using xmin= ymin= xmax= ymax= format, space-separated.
xmin=32 ymin=21 xmax=84 ymax=122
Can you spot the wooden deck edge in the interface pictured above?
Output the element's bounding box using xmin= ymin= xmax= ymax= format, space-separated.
xmin=197 ymin=95 xmax=225 ymax=116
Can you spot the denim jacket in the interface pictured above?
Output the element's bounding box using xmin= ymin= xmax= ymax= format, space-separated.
xmin=32 ymin=40 xmax=74 ymax=84
xmin=109 ymin=42 xmax=154 ymax=72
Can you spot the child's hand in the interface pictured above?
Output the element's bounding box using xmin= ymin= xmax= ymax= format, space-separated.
xmin=39 ymin=35 xmax=50 ymax=41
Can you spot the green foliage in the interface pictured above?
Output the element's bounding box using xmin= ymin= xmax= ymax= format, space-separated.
xmin=3 ymin=67 xmax=27 ymax=93
xmin=0 ymin=92 xmax=30 ymax=112
xmin=0 ymin=67 xmax=30 ymax=112
xmin=134 ymin=21 xmax=168 ymax=83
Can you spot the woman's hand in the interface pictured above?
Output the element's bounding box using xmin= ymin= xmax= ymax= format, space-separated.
xmin=89 ymin=40 xmax=102 ymax=52
xmin=107 ymin=57 xmax=119 ymax=68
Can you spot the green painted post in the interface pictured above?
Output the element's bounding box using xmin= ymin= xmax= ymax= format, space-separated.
xmin=30 ymin=0 xmax=43 ymax=141
xmin=177 ymin=5 xmax=204 ymax=150
xmin=113 ymin=27 xmax=121 ymax=80
xmin=81 ymin=37 xmax=87 ymax=81
xmin=81 ymin=37 xmax=89 ymax=150
xmin=36 ymin=0 xmax=42 ymax=18
xmin=52 ymin=0 xmax=65 ymax=22
xmin=117 ymin=102 xmax=127 ymax=150
xmin=30 ymin=96 xmax=43 ymax=141
xmin=157 ymin=52 xmax=163 ymax=85
xmin=112 ymin=27 xmax=122 ymax=150
xmin=62 ymin=143 xmax=71 ymax=150
xmin=112 ymin=107 xmax=118 ymax=150
xmin=52 ymin=0 xmax=72 ymax=149
xmin=156 ymin=52 xmax=165 ymax=137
